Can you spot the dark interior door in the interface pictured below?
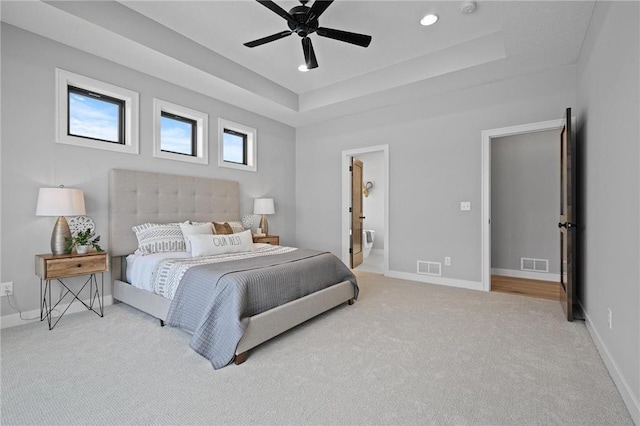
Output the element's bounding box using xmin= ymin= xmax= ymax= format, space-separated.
xmin=351 ymin=157 xmax=364 ymax=269
xmin=559 ymin=107 xmax=577 ymax=321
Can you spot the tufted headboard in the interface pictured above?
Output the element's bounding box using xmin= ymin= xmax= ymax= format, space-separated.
xmin=109 ymin=169 xmax=239 ymax=257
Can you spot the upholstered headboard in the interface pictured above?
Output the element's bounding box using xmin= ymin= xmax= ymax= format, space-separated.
xmin=109 ymin=169 xmax=239 ymax=257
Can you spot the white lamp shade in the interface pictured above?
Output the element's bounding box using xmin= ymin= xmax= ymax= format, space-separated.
xmin=253 ymin=198 xmax=275 ymax=215
xmin=36 ymin=187 xmax=86 ymax=216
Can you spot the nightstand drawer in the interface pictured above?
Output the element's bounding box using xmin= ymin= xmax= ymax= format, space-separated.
xmin=253 ymin=235 xmax=279 ymax=245
xmin=36 ymin=253 xmax=108 ymax=279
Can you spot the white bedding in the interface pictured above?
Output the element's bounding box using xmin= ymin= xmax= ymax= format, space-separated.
xmin=126 ymin=243 xmax=294 ymax=300
xmin=127 ymin=251 xmax=191 ymax=292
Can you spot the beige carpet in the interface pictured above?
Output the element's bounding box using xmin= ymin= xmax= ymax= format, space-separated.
xmin=0 ymin=271 xmax=633 ymax=425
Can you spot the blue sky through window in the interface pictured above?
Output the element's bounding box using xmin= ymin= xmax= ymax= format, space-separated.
xmin=161 ymin=116 xmax=193 ymax=155
xmin=223 ymin=131 xmax=245 ymax=163
xmin=69 ymin=92 xmax=120 ymax=142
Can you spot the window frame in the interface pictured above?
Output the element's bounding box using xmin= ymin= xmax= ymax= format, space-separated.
xmin=56 ymin=68 xmax=139 ymax=154
xmin=153 ymin=99 xmax=208 ymax=165
xmin=67 ymin=85 xmax=126 ymax=144
xmin=218 ymin=118 xmax=257 ymax=172
xmin=222 ymin=128 xmax=248 ymax=165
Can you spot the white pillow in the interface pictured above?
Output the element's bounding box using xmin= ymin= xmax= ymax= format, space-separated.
xmin=179 ymin=222 xmax=213 ymax=252
xmin=132 ymin=223 xmax=186 ymax=255
xmin=188 ymin=230 xmax=255 ymax=257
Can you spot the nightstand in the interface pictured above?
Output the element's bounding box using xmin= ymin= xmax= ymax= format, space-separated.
xmin=252 ymin=235 xmax=280 ymax=245
xmin=35 ymin=251 xmax=108 ymax=330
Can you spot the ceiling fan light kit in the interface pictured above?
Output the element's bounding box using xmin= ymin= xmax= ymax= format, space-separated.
xmin=244 ymin=0 xmax=372 ymax=70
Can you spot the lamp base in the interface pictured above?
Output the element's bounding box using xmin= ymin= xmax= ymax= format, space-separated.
xmin=51 ymin=216 xmax=72 ymax=255
xmin=259 ymin=215 xmax=269 ymax=236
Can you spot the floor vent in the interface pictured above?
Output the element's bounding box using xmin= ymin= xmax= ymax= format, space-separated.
xmin=521 ymin=257 xmax=549 ymax=273
xmin=417 ymin=261 xmax=442 ymax=277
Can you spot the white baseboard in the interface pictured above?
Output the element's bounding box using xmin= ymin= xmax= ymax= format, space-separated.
xmin=581 ymin=303 xmax=640 ymax=425
xmin=491 ymin=268 xmax=560 ymax=282
xmin=0 ymin=295 xmax=114 ymax=329
xmin=385 ymin=270 xmax=483 ymax=291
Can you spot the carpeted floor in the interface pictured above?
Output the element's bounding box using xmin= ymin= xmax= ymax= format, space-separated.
xmin=0 ymin=271 xmax=633 ymax=425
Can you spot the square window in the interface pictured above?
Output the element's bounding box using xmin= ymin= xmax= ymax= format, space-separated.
xmin=218 ymin=118 xmax=257 ymax=172
xmin=68 ymin=86 xmax=125 ymax=144
xmin=222 ymin=129 xmax=247 ymax=164
xmin=153 ymin=99 xmax=208 ymax=164
xmin=56 ymin=69 xmax=139 ymax=154
xmin=160 ymin=112 xmax=196 ymax=156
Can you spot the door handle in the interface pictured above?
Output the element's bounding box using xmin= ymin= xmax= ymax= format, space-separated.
xmin=359 ymin=216 xmax=366 ymax=219
xmin=558 ymin=222 xmax=576 ymax=229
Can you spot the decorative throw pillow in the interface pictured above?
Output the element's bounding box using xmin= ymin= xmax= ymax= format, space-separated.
xmin=227 ymin=221 xmax=245 ymax=233
xmin=179 ymin=222 xmax=213 ymax=252
xmin=188 ymin=230 xmax=255 ymax=257
xmin=132 ymin=223 xmax=186 ymax=254
xmin=212 ymin=222 xmax=234 ymax=235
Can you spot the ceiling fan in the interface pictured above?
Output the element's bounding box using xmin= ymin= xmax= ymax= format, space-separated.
xmin=244 ymin=0 xmax=372 ymax=70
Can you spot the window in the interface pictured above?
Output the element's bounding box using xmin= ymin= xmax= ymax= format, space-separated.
xmin=56 ymin=69 xmax=139 ymax=154
xmin=153 ymin=99 xmax=208 ymax=164
xmin=218 ymin=118 xmax=257 ymax=172
xmin=68 ymin=86 xmax=125 ymax=144
xmin=222 ymin=129 xmax=247 ymax=164
xmin=160 ymin=112 xmax=196 ymax=156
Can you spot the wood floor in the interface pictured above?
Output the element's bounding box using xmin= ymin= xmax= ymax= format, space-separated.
xmin=491 ymin=275 xmax=561 ymax=301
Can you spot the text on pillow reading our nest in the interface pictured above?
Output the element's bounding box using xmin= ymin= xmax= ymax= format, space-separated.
xmin=212 ymin=235 xmax=243 ymax=247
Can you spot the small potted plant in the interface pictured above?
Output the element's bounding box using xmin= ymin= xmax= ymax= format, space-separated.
xmin=66 ymin=228 xmax=103 ymax=254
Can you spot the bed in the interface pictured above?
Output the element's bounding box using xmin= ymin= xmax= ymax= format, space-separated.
xmin=109 ymin=169 xmax=358 ymax=368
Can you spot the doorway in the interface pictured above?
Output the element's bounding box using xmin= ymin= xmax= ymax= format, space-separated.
xmin=490 ymin=129 xmax=561 ymax=299
xmin=481 ymin=119 xmax=567 ymax=292
xmin=341 ymin=145 xmax=389 ymax=274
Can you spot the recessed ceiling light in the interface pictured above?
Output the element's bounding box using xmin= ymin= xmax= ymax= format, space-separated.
xmin=298 ymin=64 xmax=309 ymax=72
xmin=420 ymin=14 xmax=439 ymax=26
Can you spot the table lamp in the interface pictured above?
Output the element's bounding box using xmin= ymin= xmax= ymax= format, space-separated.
xmin=253 ymin=198 xmax=275 ymax=236
xmin=36 ymin=186 xmax=86 ymax=255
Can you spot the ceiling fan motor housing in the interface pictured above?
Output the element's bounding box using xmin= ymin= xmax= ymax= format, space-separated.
xmin=287 ymin=5 xmax=319 ymax=37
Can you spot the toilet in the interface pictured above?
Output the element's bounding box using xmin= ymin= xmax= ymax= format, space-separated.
xmin=362 ymin=230 xmax=375 ymax=259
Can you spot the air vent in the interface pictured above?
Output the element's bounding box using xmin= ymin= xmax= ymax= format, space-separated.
xmin=521 ymin=257 xmax=549 ymax=273
xmin=417 ymin=261 xmax=442 ymax=277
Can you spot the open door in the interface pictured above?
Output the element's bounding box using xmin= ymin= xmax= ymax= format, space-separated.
xmin=559 ymin=107 xmax=577 ymax=321
xmin=350 ymin=157 xmax=364 ymax=268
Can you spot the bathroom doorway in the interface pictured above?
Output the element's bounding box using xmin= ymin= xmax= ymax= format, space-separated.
xmin=341 ymin=145 xmax=389 ymax=274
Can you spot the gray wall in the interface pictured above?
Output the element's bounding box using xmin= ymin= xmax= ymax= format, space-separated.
xmin=491 ymin=130 xmax=560 ymax=274
xmin=296 ymin=65 xmax=576 ymax=283
xmin=358 ymin=151 xmax=385 ymax=251
xmin=576 ymin=1 xmax=640 ymax=418
xmin=0 ymin=24 xmax=296 ymax=319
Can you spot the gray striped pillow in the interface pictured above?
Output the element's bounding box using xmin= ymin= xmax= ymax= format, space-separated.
xmin=132 ymin=223 xmax=186 ymax=254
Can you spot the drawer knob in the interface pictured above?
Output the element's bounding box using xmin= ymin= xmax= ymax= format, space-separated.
xmin=77 ymin=263 xmax=82 ymax=268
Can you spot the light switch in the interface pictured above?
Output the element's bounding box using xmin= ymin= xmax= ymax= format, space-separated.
xmin=460 ymin=201 xmax=471 ymax=211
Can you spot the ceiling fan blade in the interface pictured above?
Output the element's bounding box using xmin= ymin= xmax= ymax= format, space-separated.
xmin=316 ymin=27 xmax=372 ymax=47
xmin=302 ymin=37 xmax=319 ymax=69
xmin=256 ymin=0 xmax=295 ymax=24
xmin=244 ymin=31 xmax=293 ymax=48
xmin=305 ymin=0 xmax=334 ymax=23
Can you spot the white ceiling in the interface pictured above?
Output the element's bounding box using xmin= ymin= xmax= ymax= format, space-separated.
xmin=1 ymin=0 xmax=595 ymax=127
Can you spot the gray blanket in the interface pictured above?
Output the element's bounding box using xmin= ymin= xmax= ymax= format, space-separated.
xmin=166 ymin=249 xmax=358 ymax=369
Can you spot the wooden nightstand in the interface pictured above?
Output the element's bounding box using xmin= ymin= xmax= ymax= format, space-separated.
xmin=35 ymin=251 xmax=108 ymax=330
xmin=252 ymin=235 xmax=280 ymax=245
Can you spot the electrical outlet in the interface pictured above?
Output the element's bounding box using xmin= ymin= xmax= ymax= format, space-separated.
xmin=1 ymin=281 xmax=13 ymax=296
xmin=608 ymin=308 xmax=613 ymax=329
xmin=460 ymin=201 xmax=471 ymax=211
xmin=444 ymin=257 xmax=451 ymax=266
